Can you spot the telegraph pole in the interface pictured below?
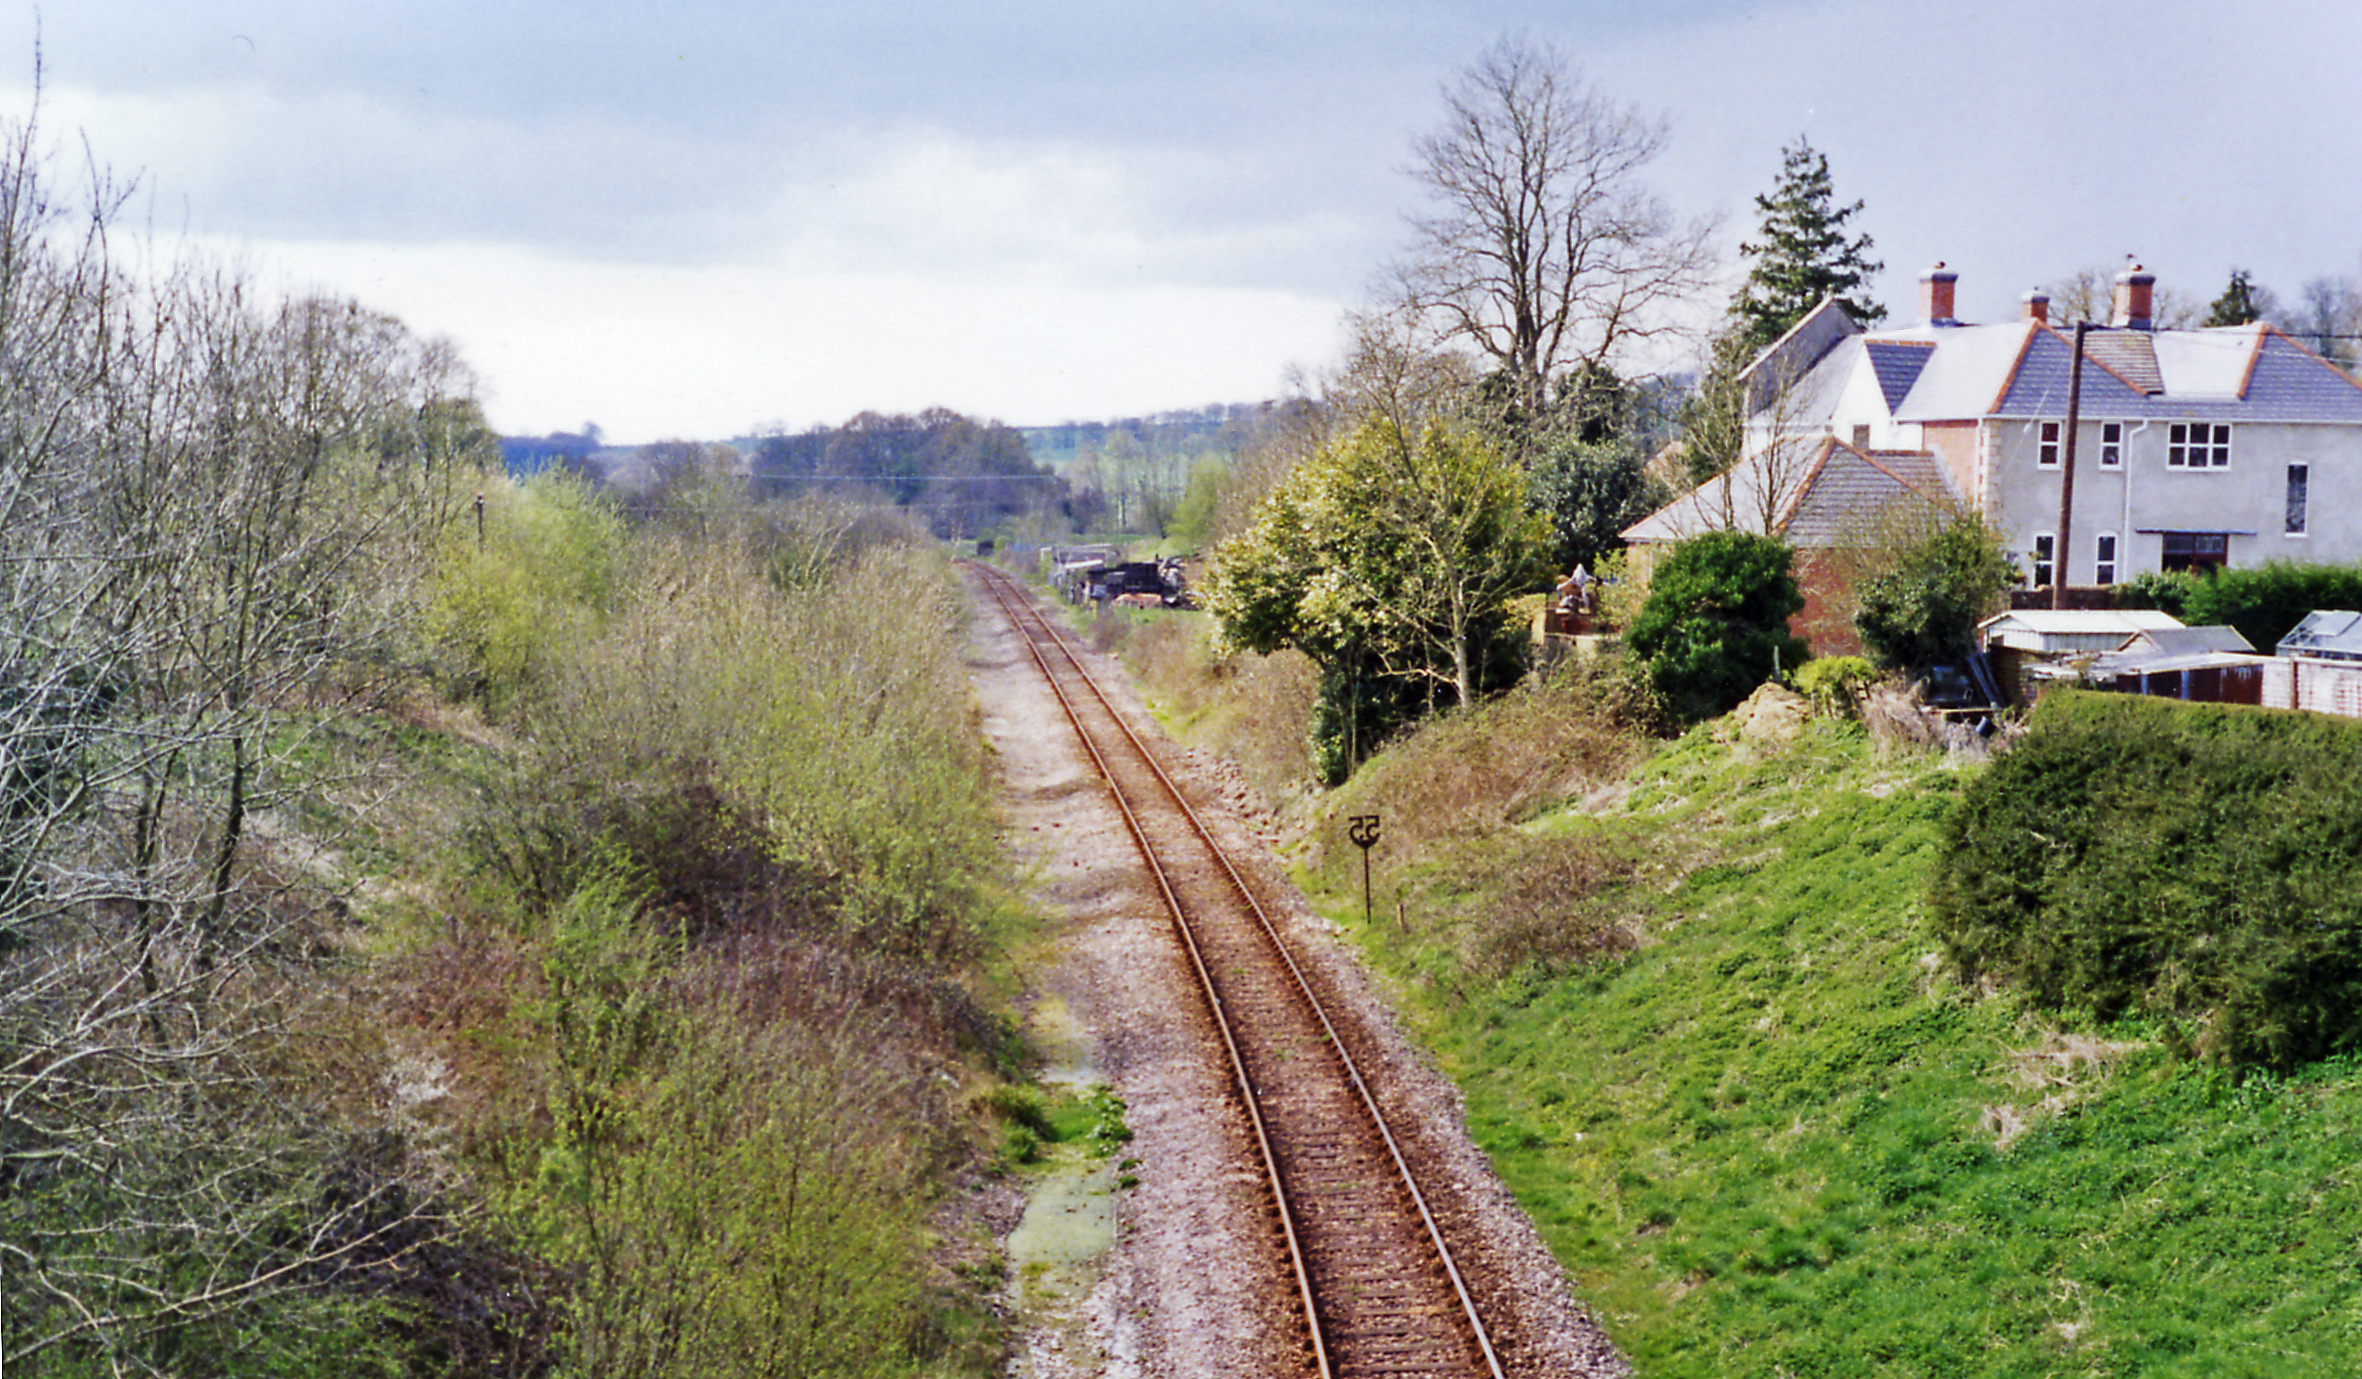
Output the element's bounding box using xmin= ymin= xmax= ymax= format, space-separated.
xmin=2053 ymin=322 xmax=2088 ymax=609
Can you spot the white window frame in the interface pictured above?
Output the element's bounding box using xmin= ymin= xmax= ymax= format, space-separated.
xmin=2099 ymin=421 xmax=2123 ymax=469
xmin=2032 ymin=532 xmax=2056 ymax=588
xmin=2288 ymin=463 xmax=2310 ymax=536
xmin=2167 ymin=421 xmax=2232 ymax=469
xmin=2095 ymin=532 xmax=2118 ymax=585
xmin=2038 ymin=421 xmax=2061 ymax=469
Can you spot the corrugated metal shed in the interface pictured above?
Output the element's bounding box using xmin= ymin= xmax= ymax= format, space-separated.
xmin=1978 ymin=608 xmax=2185 ymax=655
xmin=2121 ymin=625 xmax=2256 ymax=657
xmin=2278 ymin=609 xmax=2362 ymax=662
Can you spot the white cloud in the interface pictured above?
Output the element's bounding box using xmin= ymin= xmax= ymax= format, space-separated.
xmin=242 ymin=237 xmax=1346 ymax=440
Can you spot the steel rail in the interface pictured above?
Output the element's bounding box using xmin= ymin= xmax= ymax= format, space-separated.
xmin=970 ymin=562 xmax=1505 ymax=1378
xmin=970 ymin=564 xmax=1332 ymax=1375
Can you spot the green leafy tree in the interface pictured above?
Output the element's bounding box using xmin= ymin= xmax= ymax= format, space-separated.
xmin=1202 ymin=416 xmax=1549 ymax=777
xmin=2203 ymin=267 xmax=2277 ymax=327
xmin=1625 ymin=531 xmax=1806 ymax=723
xmin=1729 ymin=138 xmax=1884 ymax=353
xmin=1851 ymin=510 xmax=2016 ymax=671
xmin=1527 ymin=434 xmax=1664 ymax=576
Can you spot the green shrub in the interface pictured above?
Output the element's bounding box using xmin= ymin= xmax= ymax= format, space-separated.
xmin=1930 ymin=690 xmax=2362 ymax=1069
xmin=423 ymin=472 xmax=628 ymax=710
xmin=2180 ymin=559 xmax=2362 ymax=652
xmin=1791 ymin=656 xmax=1877 ymax=718
xmin=2113 ymin=567 xmax=2202 ymax=618
xmin=509 ymin=871 xmax=939 ymax=1379
xmin=1849 ymin=510 xmax=2014 ymax=671
xmin=1627 ymin=531 xmax=1807 ymax=724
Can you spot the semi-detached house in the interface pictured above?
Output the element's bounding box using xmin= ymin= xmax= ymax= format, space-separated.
xmin=1626 ymin=260 xmax=2362 ymax=650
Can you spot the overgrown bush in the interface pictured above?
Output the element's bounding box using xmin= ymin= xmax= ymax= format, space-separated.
xmin=1315 ymin=661 xmax=1650 ymax=886
xmin=423 ymin=471 xmax=629 ymax=710
xmin=510 ymin=872 xmax=937 ymax=1379
xmin=1464 ymin=832 xmax=1644 ymax=978
xmin=423 ymin=512 xmax=1016 ymax=1376
xmin=1849 ymin=510 xmax=2014 ymax=671
xmin=1930 ymin=690 xmax=2362 ymax=1069
xmin=1625 ymin=531 xmax=1807 ymax=724
xmin=492 ymin=523 xmax=1003 ymax=965
xmin=1791 ymin=655 xmax=1877 ymax=718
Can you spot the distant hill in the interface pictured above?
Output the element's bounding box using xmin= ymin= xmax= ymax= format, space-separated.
xmin=500 ymin=431 xmax=607 ymax=477
xmin=1020 ymin=403 xmax=1270 ymax=477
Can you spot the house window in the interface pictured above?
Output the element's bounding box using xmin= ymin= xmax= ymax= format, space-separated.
xmin=2288 ymin=464 xmax=2310 ymax=536
xmin=2100 ymin=421 xmax=2122 ymax=469
xmin=2038 ymin=421 xmax=2061 ymax=468
xmin=2095 ymin=532 xmax=2118 ymax=586
xmin=2167 ymin=422 xmax=2231 ymax=468
xmin=2032 ymin=532 xmax=2056 ymax=587
xmin=2161 ymin=531 xmax=2230 ymax=573
xmin=1851 ymin=424 xmax=1871 ymax=450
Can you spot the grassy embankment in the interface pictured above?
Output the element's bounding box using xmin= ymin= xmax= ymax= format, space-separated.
xmin=1317 ymin=698 xmax=2362 ymax=1377
xmin=1101 ymin=607 xmax=2362 ymax=1378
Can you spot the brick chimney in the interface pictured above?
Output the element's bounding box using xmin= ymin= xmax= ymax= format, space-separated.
xmin=2111 ymin=258 xmax=2156 ymax=330
xmin=2022 ymin=289 xmax=2051 ymax=325
xmin=1921 ymin=262 xmax=1959 ymax=326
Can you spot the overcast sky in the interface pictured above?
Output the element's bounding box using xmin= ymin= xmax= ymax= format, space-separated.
xmin=11 ymin=1 xmax=2360 ymax=443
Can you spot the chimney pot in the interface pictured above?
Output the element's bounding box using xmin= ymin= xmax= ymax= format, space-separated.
xmin=1921 ymin=261 xmax=1959 ymax=326
xmin=2112 ymin=258 xmax=2156 ymax=330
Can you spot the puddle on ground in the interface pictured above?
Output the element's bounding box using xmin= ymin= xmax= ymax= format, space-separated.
xmin=1008 ymin=1160 xmax=1117 ymax=1277
xmin=1003 ymin=999 xmax=1121 ymax=1375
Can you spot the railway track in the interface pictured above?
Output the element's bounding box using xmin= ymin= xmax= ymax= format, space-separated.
xmin=967 ymin=561 xmax=1508 ymax=1379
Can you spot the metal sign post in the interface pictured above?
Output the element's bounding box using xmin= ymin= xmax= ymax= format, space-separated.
xmin=1348 ymin=813 xmax=1382 ymax=927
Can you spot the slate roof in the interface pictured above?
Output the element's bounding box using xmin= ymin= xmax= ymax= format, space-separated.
xmin=1621 ymin=436 xmax=1959 ymax=547
xmin=1765 ymin=317 xmax=2362 ymax=426
xmin=1865 ymin=341 xmax=1936 ymax=412
xmin=1739 ymin=297 xmax=1864 ymax=415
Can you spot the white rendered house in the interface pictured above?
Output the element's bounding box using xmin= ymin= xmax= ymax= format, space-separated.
xmin=1721 ymin=260 xmax=2362 ymax=590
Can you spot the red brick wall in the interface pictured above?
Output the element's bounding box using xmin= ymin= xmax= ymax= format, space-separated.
xmin=1793 ymin=549 xmax=1865 ymax=657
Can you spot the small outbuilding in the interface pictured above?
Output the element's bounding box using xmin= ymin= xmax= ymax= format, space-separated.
xmin=2265 ymin=610 xmax=2362 ymax=717
xmin=2051 ymin=624 xmax=2268 ymax=704
xmin=1975 ymin=608 xmax=2187 ymax=705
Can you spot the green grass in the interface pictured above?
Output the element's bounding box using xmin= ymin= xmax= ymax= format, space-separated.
xmin=1321 ymin=720 xmax=2362 ymax=1377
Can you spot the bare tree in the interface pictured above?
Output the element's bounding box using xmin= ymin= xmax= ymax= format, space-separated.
xmin=1325 ymin=306 xmax=1482 ymax=437
xmin=2042 ymin=262 xmax=2201 ymax=329
xmin=2281 ymin=274 xmax=2362 ymax=368
xmin=1399 ymin=35 xmax=1716 ymax=432
xmin=0 ymin=108 xmax=488 ymax=1371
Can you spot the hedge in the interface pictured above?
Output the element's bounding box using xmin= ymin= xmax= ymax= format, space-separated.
xmin=1930 ymin=690 xmax=2362 ymax=1070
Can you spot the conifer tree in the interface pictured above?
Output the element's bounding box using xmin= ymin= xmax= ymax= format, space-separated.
xmin=2203 ymin=268 xmax=2274 ymax=327
xmin=1729 ymin=138 xmax=1884 ymax=351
